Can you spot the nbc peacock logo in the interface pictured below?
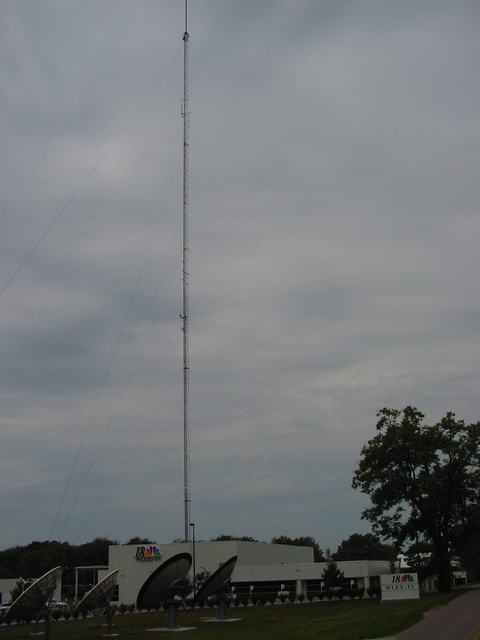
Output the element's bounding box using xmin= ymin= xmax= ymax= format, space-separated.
xmin=400 ymin=574 xmax=415 ymax=583
xmin=135 ymin=545 xmax=162 ymax=561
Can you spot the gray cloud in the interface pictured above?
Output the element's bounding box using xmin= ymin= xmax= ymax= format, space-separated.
xmin=0 ymin=0 xmax=478 ymax=552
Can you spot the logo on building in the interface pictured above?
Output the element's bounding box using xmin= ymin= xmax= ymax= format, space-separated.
xmin=135 ymin=545 xmax=162 ymax=561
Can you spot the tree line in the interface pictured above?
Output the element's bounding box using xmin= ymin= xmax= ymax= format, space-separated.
xmin=2 ymin=407 xmax=477 ymax=595
xmin=0 ymin=533 xmax=392 ymax=586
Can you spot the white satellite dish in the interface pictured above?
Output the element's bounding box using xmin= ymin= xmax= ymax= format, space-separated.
xmin=5 ymin=566 xmax=63 ymax=639
xmin=74 ymin=570 xmax=119 ymax=637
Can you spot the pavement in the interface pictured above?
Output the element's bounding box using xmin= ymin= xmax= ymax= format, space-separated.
xmin=369 ymin=587 xmax=480 ymax=640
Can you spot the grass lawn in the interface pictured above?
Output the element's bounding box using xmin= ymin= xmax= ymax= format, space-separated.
xmin=0 ymin=591 xmax=464 ymax=640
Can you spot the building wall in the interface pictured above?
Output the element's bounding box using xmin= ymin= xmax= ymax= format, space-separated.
xmin=232 ymin=560 xmax=391 ymax=596
xmin=109 ymin=542 xmax=393 ymax=604
xmin=109 ymin=541 xmax=314 ymax=604
xmin=0 ymin=579 xmax=17 ymax=604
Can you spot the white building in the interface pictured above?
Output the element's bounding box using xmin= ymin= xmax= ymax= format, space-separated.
xmin=108 ymin=542 xmax=391 ymax=604
xmin=232 ymin=559 xmax=391 ymax=598
xmin=0 ymin=579 xmax=17 ymax=605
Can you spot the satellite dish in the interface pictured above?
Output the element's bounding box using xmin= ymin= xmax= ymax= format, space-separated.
xmin=4 ymin=565 xmax=63 ymax=638
xmin=136 ymin=552 xmax=191 ymax=610
xmin=75 ymin=569 xmax=119 ymax=614
xmin=193 ymin=555 xmax=237 ymax=620
xmin=193 ymin=555 xmax=237 ymax=606
xmin=74 ymin=570 xmax=119 ymax=637
xmin=137 ymin=552 xmax=192 ymax=630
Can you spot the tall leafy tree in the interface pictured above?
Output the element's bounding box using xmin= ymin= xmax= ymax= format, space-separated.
xmin=321 ymin=561 xmax=345 ymax=589
xmin=352 ymin=407 xmax=480 ymax=591
xmin=270 ymin=536 xmax=325 ymax=562
xmin=333 ymin=533 xmax=396 ymax=564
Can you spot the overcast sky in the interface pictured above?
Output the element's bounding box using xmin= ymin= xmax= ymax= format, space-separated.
xmin=0 ymin=0 xmax=479 ymax=555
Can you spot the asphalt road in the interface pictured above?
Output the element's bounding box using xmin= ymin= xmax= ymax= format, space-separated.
xmin=390 ymin=587 xmax=480 ymax=640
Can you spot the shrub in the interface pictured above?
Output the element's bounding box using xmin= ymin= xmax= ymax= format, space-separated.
xmin=336 ymin=588 xmax=346 ymax=601
xmin=52 ymin=608 xmax=62 ymax=621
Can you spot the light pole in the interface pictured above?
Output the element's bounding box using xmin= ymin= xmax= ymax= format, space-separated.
xmin=190 ymin=522 xmax=196 ymax=597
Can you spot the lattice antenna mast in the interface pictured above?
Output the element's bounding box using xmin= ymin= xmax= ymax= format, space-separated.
xmin=181 ymin=0 xmax=191 ymax=543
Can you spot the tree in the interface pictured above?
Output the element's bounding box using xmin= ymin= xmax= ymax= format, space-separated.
xmin=352 ymin=407 xmax=480 ymax=591
xmin=72 ymin=536 xmax=118 ymax=567
xmin=333 ymin=533 xmax=396 ymax=565
xmin=210 ymin=535 xmax=259 ymax=542
xmin=456 ymin=503 xmax=480 ymax=581
xmin=321 ymin=561 xmax=345 ymax=589
xmin=270 ymin=536 xmax=325 ymax=562
xmin=125 ymin=536 xmax=152 ymax=545
xmin=403 ymin=540 xmax=436 ymax=584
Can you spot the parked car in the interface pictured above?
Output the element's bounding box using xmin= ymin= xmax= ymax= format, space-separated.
xmin=49 ymin=599 xmax=67 ymax=608
xmin=0 ymin=602 xmax=11 ymax=615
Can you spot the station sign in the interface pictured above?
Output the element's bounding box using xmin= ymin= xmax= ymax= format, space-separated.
xmin=380 ymin=573 xmax=419 ymax=601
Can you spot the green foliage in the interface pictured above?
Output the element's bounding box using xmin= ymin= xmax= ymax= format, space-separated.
xmin=51 ymin=608 xmax=62 ymax=621
xmin=181 ymin=575 xmax=193 ymax=597
xmin=210 ymin=534 xmax=260 ymax=542
xmin=72 ymin=536 xmax=117 ymax=567
xmin=124 ymin=536 xmax=152 ymax=545
xmin=352 ymin=407 xmax=480 ymax=591
xmin=270 ymin=536 xmax=325 ymax=562
xmin=321 ymin=561 xmax=345 ymax=590
xmin=333 ymin=533 xmax=397 ymax=563
xmin=404 ymin=540 xmax=437 ymax=584
xmin=193 ymin=570 xmax=209 ymax=592
xmin=9 ymin=579 xmax=32 ymax=602
xmin=0 ymin=535 xmax=119 ymax=602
